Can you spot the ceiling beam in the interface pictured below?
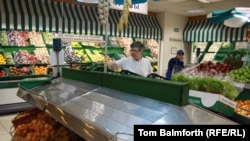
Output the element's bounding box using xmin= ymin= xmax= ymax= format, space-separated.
xmin=188 ymin=15 xmax=207 ymax=21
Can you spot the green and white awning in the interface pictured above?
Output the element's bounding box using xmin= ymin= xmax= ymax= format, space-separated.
xmin=0 ymin=0 xmax=162 ymax=39
xmin=0 ymin=0 xmax=104 ymax=35
xmin=109 ymin=10 xmax=162 ymax=40
xmin=183 ymin=20 xmax=248 ymax=42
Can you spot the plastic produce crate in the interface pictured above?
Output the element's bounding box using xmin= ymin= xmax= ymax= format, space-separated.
xmin=0 ymin=66 xmax=9 ymax=80
xmin=7 ymin=65 xmax=34 ymax=79
xmin=232 ymin=88 xmax=250 ymax=124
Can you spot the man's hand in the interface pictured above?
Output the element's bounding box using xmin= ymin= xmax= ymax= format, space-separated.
xmin=107 ymin=62 xmax=121 ymax=72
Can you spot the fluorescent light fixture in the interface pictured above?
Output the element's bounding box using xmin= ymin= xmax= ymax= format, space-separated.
xmin=186 ymin=9 xmax=205 ymax=14
xmin=198 ymin=0 xmax=210 ymax=3
xmin=198 ymin=0 xmax=224 ymax=3
xmin=76 ymin=0 xmax=99 ymax=4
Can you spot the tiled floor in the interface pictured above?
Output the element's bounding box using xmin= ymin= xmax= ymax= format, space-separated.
xmin=0 ymin=88 xmax=22 ymax=141
xmin=0 ymin=113 xmax=16 ymax=141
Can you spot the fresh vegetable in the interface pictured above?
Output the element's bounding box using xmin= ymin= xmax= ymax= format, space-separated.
xmin=228 ymin=66 xmax=250 ymax=83
xmin=172 ymin=74 xmax=239 ymax=100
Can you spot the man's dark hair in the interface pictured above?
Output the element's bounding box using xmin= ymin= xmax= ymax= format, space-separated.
xmin=130 ymin=41 xmax=145 ymax=50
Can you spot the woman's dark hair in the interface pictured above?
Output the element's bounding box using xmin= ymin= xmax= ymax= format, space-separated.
xmin=130 ymin=41 xmax=145 ymax=50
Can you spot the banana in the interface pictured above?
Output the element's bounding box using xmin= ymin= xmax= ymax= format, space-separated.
xmin=127 ymin=0 xmax=132 ymax=7
xmin=118 ymin=18 xmax=124 ymax=32
xmin=124 ymin=13 xmax=129 ymax=27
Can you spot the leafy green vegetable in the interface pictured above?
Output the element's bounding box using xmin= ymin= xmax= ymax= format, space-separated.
xmin=172 ymin=74 xmax=239 ymax=100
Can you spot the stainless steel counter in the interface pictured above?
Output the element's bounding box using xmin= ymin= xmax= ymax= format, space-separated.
xmin=17 ymin=77 xmax=238 ymax=141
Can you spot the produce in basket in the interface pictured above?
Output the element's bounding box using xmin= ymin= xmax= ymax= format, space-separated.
xmin=234 ymin=100 xmax=250 ymax=118
xmin=0 ymin=53 xmax=6 ymax=64
xmin=13 ymin=109 xmax=83 ymax=141
xmin=0 ymin=68 xmax=7 ymax=77
xmin=9 ymin=66 xmax=33 ymax=76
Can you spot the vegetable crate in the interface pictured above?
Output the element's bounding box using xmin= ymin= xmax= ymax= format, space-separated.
xmin=189 ymin=90 xmax=236 ymax=117
xmin=232 ymin=88 xmax=250 ymax=124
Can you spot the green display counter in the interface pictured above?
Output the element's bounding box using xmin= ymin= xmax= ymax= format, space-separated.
xmin=62 ymin=68 xmax=189 ymax=106
xmin=0 ymin=80 xmax=19 ymax=89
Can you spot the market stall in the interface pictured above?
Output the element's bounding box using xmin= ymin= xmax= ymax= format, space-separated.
xmin=180 ymin=8 xmax=250 ymax=124
xmin=14 ymin=68 xmax=237 ymax=141
xmin=0 ymin=0 xmax=162 ymax=115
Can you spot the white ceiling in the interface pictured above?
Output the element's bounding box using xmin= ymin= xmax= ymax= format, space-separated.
xmin=148 ymin=0 xmax=250 ymax=17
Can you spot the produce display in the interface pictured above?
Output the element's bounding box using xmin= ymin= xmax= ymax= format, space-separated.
xmin=33 ymin=48 xmax=50 ymax=64
xmin=185 ymin=61 xmax=235 ymax=77
xmin=109 ymin=37 xmax=119 ymax=47
xmin=85 ymin=49 xmax=104 ymax=62
xmin=28 ymin=31 xmax=46 ymax=47
xmin=144 ymin=39 xmax=159 ymax=59
xmin=172 ymin=74 xmax=239 ymax=100
xmin=42 ymin=32 xmax=54 ymax=45
xmin=228 ymin=66 xmax=250 ymax=83
xmin=4 ymin=52 xmax=15 ymax=64
xmin=0 ymin=30 xmax=9 ymax=46
xmin=13 ymin=109 xmax=83 ymax=141
xmin=0 ymin=52 xmax=6 ymax=64
xmin=71 ymin=41 xmax=82 ymax=48
xmin=235 ymin=100 xmax=250 ymax=118
xmin=7 ymin=30 xmax=30 ymax=46
xmin=13 ymin=50 xmax=39 ymax=64
xmin=64 ymin=47 xmax=91 ymax=63
xmin=8 ymin=66 xmax=33 ymax=76
xmin=1 ymin=30 xmax=158 ymax=73
xmin=81 ymin=42 xmax=100 ymax=48
xmin=186 ymin=50 xmax=244 ymax=78
xmin=220 ymin=42 xmax=231 ymax=50
xmin=32 ymin=65 xmax=48 ymax=75
xmin=116 ymin=37 xmax=133 ymax=56
xmin=0 ymin=67 xmax=7 ymax=77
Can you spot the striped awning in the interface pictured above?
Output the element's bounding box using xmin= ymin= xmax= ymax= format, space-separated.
xmin=0 ymin=0 xmax=162 ymax=39
xmin=109 ymin=10 xmax=162 ymax=40
xmin=0 ymin=0 xmax=104 ymax=35
xmin=183 ymin=20 xmax=248 ymax=42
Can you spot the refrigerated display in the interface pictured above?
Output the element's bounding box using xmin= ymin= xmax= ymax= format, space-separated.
xmin=15 ymin=68 xmax=238 ymax=141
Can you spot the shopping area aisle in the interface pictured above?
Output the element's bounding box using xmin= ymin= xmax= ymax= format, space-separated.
xmin=0 ymin=113 xmax=16 ymax=141
xmin=0 ymin=87 xmax=34 ymax=141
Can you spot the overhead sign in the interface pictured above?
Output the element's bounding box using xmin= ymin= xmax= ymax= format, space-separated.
xmin=109 ymin=0 xmax=148 ymax=15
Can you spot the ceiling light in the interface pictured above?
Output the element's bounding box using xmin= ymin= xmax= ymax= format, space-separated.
xmin=198 ymin=0 xmax=224 ymax=3
xmin=186 ymin=9 xmax=205 ymax=14
xmin=198 ymin=0 xmax=210 ymax=3
xmin=168 ymin=0 xmax=186 ymax=2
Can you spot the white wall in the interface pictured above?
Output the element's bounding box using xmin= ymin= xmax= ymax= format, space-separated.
xmin=156 ymin=12 xmax=189 ymax=76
